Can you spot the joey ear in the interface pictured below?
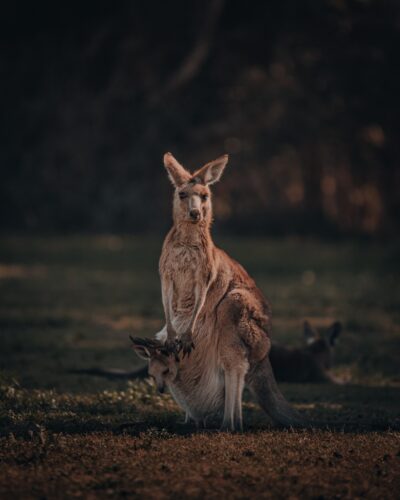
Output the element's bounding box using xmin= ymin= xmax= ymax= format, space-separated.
xmin=131 ymin=344 xmax=152 ymax=360
xmin=163 ymin=152 xmax=191 ymax=187
xmin=327 ymin=322 xmax=342 ymax=346
xmin=303 ymin=320 xmax=318 ymax=345
xmin=129 ymin=336 xmax=153 ymax=360
xmin=193 ymin=154 xmax=229 ymax=185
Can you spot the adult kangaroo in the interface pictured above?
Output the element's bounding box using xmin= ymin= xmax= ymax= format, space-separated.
xmin=156 ymin=152 xmax=302 ymax=430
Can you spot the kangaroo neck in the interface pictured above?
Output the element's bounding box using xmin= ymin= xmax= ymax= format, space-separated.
xmin=172 ymin=220 xmax=214 ymax=248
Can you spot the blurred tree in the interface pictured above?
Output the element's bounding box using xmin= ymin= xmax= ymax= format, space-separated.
xmin=0 ymin=0 xmax=398 ymax=236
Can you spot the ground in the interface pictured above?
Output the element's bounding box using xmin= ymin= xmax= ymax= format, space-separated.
xmin=0 ymin=236 xmax=399 ymax=499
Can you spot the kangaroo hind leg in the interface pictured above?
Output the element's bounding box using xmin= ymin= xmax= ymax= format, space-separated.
xmin=220 ymin=367 xmax=246 ymax=432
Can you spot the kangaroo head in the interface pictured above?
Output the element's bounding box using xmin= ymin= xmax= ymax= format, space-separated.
xmin=303 ymin=321 xmax=342 ymax=371
xmin=163 ymin=152 xmax=228 ymax=226
xmin=130 ymin=336 xmax=178 ymax=393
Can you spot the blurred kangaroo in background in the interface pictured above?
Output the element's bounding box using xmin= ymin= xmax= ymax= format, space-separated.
xmin=270 ymin=321 xmax=343 ymax=383
xmin=150 ymin=152 xmax=302 ymax=430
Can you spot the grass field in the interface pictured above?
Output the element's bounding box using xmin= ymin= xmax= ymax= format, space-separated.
xmin=1 ymin=236 xmax=399 ymax=498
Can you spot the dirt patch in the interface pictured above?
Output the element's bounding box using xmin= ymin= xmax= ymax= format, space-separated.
xmin=1 ymin=431 xmax=399 ymax=499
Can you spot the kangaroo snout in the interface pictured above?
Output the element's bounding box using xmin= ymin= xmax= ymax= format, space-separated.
xmin=189 ymin=209 xmax=201 ymax=221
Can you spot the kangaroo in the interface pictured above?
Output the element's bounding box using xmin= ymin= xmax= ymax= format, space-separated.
xmin=270 ymin=321 xmax=343 ymax=383
xmin=154 ymin=152 xmax=302 ymax=430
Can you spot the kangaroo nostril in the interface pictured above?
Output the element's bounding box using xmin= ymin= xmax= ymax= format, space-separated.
xmin=190 ymin=209 xmax=200 ymax=220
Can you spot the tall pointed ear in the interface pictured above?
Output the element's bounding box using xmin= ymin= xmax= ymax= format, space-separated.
xmin=131 ymin=344 xmax=152 ymax=360
xmin=129 ymin=336 xmax=152 ymax=360
xmin=326 ymin=322 xmax=342 ymax=346
xmin=163 ymin=152 xmax=191 ymax=187
xmin=193 ymin=154 xmax=229 ymax=185
xmin=303 ymin=320 xmax=318 ymax=345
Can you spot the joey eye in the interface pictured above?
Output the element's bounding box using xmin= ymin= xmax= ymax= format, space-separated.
xmin=201 ymin=194 xmax=208 ymax=202
xmin=179 ymin=192 xmax=188 ymax=200
xmin=162 ymin=368 xmax=169 ymax=376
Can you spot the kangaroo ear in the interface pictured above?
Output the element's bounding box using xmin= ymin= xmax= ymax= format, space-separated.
xmin=131 ymin=344 xmax=152 ymax=360
xmin=129 ymin=336 xmax=153 ymax=360
xmin=327 ymin=322 xmax=342 ymax=346
xmin=193 ymin=154 xmax=229 ymax=185
xmin=163 ymin=152 xmax=191 ymax=187
xmin=303 ymin=320 xmax=318 ymax=345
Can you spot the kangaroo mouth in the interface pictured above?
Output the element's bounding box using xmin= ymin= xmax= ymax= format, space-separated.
xmin=188 ymin=216 xmax=201 ymax=224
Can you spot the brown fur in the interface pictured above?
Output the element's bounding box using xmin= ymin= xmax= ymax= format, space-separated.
xmin=135 ymin=153 xmax=304 ymax=430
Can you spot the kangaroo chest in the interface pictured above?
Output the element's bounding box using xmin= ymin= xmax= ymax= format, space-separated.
xmin=161 ymin=243 xmax=212 ymax=324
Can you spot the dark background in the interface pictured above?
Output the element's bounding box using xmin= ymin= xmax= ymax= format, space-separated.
xmin=1 ymin=0 xmax=399 ymax=237
xmin=1 ymin=4 xmax=400 ymax=495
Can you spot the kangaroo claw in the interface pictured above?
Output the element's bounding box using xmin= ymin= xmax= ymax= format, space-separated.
xmin=165 ymin=339 xmax=179 ymax=355
xmin=182 ymin=342 xmax=195 ymax=357
xmin=180 ymin=333 xmax=195 ymax=357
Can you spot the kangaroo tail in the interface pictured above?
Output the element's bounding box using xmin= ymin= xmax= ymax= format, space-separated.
xmin=249 ymin=355 xmax=305 ymax=428
xmin=68 ymin=366 xmax=148 ymax=380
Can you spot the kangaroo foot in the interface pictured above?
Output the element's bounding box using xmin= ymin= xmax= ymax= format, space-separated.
xmin=219 ymin=419 xmax=243 ymax=433
xmin=219 ymin=422 xmax=235 ymax=433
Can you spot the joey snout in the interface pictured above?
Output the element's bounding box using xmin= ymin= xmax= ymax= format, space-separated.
xmin=156 ymin=382 xmax=165 ymax=394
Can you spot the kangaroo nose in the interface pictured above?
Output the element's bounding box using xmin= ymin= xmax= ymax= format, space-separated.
xmin=190 ymin=209 xmax=200 ymax=220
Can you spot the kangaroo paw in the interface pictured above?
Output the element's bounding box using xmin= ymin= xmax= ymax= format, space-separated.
xmin=165 ymin=339 xmax=180 ymax=355
xmin=179 ymin=332 xmax=195 ymax=357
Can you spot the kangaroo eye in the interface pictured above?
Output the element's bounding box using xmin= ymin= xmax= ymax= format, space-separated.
xmin=201 ymin=194 xmax=208 ymax=202
xmin=179 ymin=192 xmax=188 ymax=200
xmin=162 ymin=368 xmax=169 ymax=376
